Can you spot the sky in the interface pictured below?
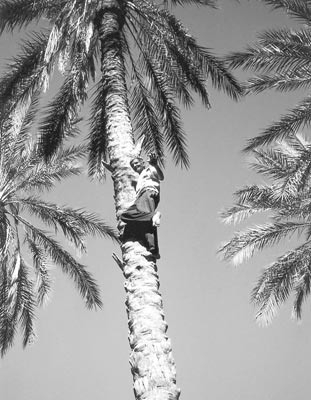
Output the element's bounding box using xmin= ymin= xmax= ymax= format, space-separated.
xmin=1 ymin=1 xmax=311 ymax=400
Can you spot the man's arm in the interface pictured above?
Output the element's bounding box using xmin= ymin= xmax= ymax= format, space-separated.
xmin=131 ymin=176 xmax=138 ymax=189
xmin=148 ymin=153 xmax=164 ymax=181
xmin=152 ymin=211 xmax=161 ymax=227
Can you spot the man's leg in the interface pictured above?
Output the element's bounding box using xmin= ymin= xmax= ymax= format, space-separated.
xmin=122 ymin=221 xmax=143 ymax=243
xmin=144 ymin=222 xmax=160 ymax=259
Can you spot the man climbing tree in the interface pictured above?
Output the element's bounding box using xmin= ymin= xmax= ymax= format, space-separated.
xmin=121 ymin=153 xmax=164 ymax=259
xmin=0 ymin=1 xmax=243 ymax=397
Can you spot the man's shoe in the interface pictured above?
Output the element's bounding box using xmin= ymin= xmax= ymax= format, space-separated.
xmin=149 ymin=248 xmax=160 ymax=259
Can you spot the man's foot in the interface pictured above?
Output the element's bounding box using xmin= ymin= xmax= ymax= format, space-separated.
xmin=149 ymin=248 xmax=160 ymax=259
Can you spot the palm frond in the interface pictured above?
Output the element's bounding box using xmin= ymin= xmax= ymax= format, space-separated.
xmin=124 ymin=31 xmax=165 ymax=161
xmin=234 ymin=185 xmax=276 ymax=204
xmin=160 ymin=7 xmax=243 ymax=99
xmin=227 ymin=28 xmax=311 ymax=74
xmin=292 ymin=265 xmax=311 ymax=319
xmin=1 ymin=92 xmax=40 ymax=171
xmin=219 ymin=221 xmax=309 ymax=266
xmin=136 ymin=5 xmax=243 ymax=100
xmin=221 ymin=133 xmax=311 ymax=322
xmin=128 ymin=19 xmax=194 ymax=108
xmin=250 ymin=148 xmax=295 ymax=179
xmin=39 ymin=24 xmax=95 ymax=159
xmin=0 ymin=260 xmax=14 ymax=356
xmin=18 ymin=91 xmax=40 ymax=142
xmin=138 ymin=53 xmax=189 ymax=168
xmin=261 ymin=0 xmax=311 ymax=24
xmin=247 ymin=70 xmax=311 ymax=94
xmin=38 ymin=77 xmax=81 ymax=160
xmin=18 ymin=163 xmax=82 ymax=193
xmin=15 ymin=144 xmax=86 ymax=193
xmin=138 ymin=17 xmax=211 ymax=108
xmin=168 ymin=0 xmax=218 ymax=7
xmin=0 ymin=32 xmax=49 ymax=113
xmin=244 ymin=97 xmax=311 ymax=151
xmin=248 ymin=143 xmax=311 ymax=202
xmin=274 ymin=154 xmax=311 ymax=200
xmin=0 ymin=214 xmax=12 ymax=256
xmin=200 ymin=50 xmax=244 ymax=100
xmin=251 ymin=242 xmax=311 ymax=324
xmin=130 ymin=80 xmax=165 ymax=162
xmin=220 ymin=184 xmax=279 ymax=225
xmin=220 ymin=204 xmax=262 ymax=225
xmin=14 ymin=215 xmax=102 ymax=309
xmin=20 ymin=197 xmax=118 ymax=246
xmin=17 ymin=258 xmax=37 ymax=348
xmin=251 ymin=249 xmax=299 ymax=325
xmin=0 ymin=85 xmax=120 ymax=355
xmin=0 ymin=251 xmax=35 ymax=355
xmin=25 ymin=235 xmax=51 ymax=306
xmin=276 ymin=194 xmax=311 ymax=221
xmin=126 ymin=15 xmax=195 ymax=109
xmin=87 ymin=78 xmax=109 ymax=179
xmin=0 ymin=0 xmax=60 ymax=33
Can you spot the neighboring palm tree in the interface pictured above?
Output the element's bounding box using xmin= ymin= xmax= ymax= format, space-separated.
xmin=219 ymin=134 xmax=311 ymax=325
xmin=0 ymin=1 xmax=242 ymax=398
xmin=0 ymin=94 xmax=117 ymax=356
xmin=226 ymin=0 xmax=311 ymax=151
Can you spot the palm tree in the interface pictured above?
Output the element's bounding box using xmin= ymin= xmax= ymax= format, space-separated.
xmin=0 ymin=1 xmax=242 ymax=398
xmin=0 ymin=93 xmax=117 ymax=356
xmin=226 ymin=0 xmax=311 ymax=151
xmin=219 ymin=133 xmax=311 ymax=325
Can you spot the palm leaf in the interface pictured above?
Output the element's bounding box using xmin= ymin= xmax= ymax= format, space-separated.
xmin=87 ymin=78 xmax=109 ymax=179
xmin=220 ymin=204 xmax=262 ymax=225
xmin=251 ymin=148 xmax=294 ymax=179
xmin=292 ymin=265 xmax=311 ymax=319
xmin=20 ymin=197 xmax=118 ymax=246
xmin=260 ymin=0 xmax=311 ymax=24
xmin=251 ymin=242 xmax=311 ymax=324
xmin=227 ymin=28 xmax=311 ymax=74
xmin=126 ymin=16 xmax=195 ymax=109
xmin=169 ymin=0 xmax=218 ymax=7
xmin=39 ymin=24 xmax=96 ymax=159
xmin=247 ymin=70 xmax=311 ymax=94
xmin=14 ymin=214 xmax=102 ymax=309
xmin=138 ymin=53 xmax=189 ymax=168
xmin=137 ymin=5 xmax=243 ymax=100
xmin=219 ymin=221 xmax=309 ymax=266
xmin=252 ymin=253 xmax=298 ymax=325
xmin=0 ymin=0 xmax=60 ymax=33
xmin=0 ymin=259 xmax=15 ymax=356
xmin=26 ymin=235 xmax=51 ymax=306
xmin=17 ymin=258 xmax=37 ymax=348
xmin=0 ymin=32 xmax=49 ymax=112
xmin=15 ymin=144 xmax=86 ymax=193
xmin=244 ymin=97 xmax=311 ymax=151
xmin=221 ymin=134 xmax=311 ymax=322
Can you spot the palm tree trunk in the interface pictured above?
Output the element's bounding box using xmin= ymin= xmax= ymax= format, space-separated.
xmin=123 ymin=242 xmax=181 ymax=400
xmin=97 ymin=4 xmax=180 ymax=399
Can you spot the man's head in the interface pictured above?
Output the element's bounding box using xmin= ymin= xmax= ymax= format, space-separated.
xmin=130 ymin=157 xmax=145 ymax=173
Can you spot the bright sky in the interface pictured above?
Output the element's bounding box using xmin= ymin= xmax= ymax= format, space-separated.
xmin=1 ymin=1 xmax=311 ymax=400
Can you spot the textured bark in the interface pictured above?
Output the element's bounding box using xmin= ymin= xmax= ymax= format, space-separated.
xmin=98 ymin=3 xmax=180 ymax=399
xmin=97 ymin=1 xmax=135 ymax=219
xmin=123 ymin=241 xmax=180 ymax=400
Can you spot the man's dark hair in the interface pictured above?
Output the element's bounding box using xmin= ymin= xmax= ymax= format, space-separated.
xmin=130 ymin=157 xmax=144 ymax=169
